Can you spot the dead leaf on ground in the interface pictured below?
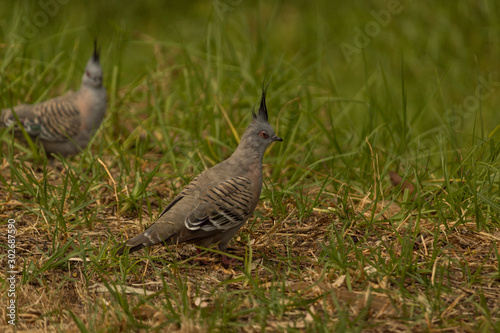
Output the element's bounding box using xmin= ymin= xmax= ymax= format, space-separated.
xmin=389 ymin=171 xmax=415 ymax=196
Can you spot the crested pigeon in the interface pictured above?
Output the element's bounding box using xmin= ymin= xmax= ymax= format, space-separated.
xmin=1 ymin=41 xmax=106 ymax=156
xmin=116 ymin=89 xmax=283 ymax=264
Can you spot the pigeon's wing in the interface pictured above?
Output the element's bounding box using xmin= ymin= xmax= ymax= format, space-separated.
xmin=115 ymin=175 xmax=255 ymax=255
xmin=2 ymin=97 xmax=81 ymax=142
xmin=30 ymin=97 xmax=81 ymax=141
xmin=115 ymin=175 xmax=204 ymax=254
xmin=184 ymin=176 xmax=254 ymax=232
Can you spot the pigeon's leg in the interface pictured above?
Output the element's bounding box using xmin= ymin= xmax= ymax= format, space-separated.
xmin=221 ymin=254 xmax=241 ymax=267
xmin=193 ymin=247 xmax=214 ymax=265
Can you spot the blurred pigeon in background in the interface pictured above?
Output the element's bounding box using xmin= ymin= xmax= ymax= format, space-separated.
xmin=1 ymin=41 xmax=106 ymax=156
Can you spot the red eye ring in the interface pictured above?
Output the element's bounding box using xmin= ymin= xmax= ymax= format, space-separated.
xmin=258 ymin=130 xmax=269 ymax=139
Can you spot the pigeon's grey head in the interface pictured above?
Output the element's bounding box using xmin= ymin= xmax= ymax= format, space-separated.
xmin=82 ymin=40 xmax=103 ymax=89
xmin=239 ymin=90 xmax=283 ymax=156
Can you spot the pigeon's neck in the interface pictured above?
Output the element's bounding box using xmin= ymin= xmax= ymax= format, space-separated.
xmin=79 ymin=84 xmax=106 ymax=107
xmin=231 ymin=141 xmax=265 ymax=166
xmin=227 ymin=143 xmax=263 ymax=191
xmin=81 ymin=82 xmax=104 ymax=91
xmin=225 ymin=143 xmax=264 ymax=183
xmin=77 ymin=84 xmax=107 ymax=132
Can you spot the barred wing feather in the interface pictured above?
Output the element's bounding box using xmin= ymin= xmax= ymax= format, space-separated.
xmin=32 ymin=99 xmax=81 ymax=141
xmin=185 ymin=176 xmax=254 ymax=232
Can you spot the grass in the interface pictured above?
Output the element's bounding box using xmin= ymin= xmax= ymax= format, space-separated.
xmin=0 ymin=0 xmax=499 ymax=332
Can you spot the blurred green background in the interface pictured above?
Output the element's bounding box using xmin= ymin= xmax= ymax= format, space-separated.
xmin=1 ymin=0 xmax=499 ymax=180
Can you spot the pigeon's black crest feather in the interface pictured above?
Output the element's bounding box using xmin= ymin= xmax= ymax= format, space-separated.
xmin=93 ymin=39 xmax=100 ymax=62
xmin=253 ymin=81 xmax=270 ymax=122
xmin=258 ymin=89 xmax=268 ymax=122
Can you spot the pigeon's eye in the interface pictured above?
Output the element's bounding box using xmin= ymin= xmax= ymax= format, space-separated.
xmin=86 ymin=70 xmax=91 ymax=77
xmin=258 ymin=130 xmax=269 ymax=139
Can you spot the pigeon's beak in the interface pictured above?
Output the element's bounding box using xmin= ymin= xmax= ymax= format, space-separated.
xmin=272 ymin=135 xmax=283 ymax=142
